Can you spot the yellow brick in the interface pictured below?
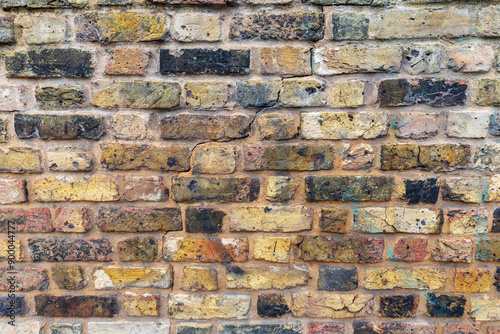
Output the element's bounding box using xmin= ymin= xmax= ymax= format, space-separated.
xmin=123 ymin=292 xmax=160 ymax=317
xmin=182 ymin=266 xmax=218 ymax=292
xmin=34 ymin=176 xmax=119 ymax=202
xmin=0 ymin=238 xmax=22 ymax=261
xmin=454 ymin=269 xmax=491 ymax=293
xmin=185 ymin=82 xmax=228 ymax=110
xmin=330 ymin=80 xmax=365 ymax=107
xmin=253 ymin=237 xmax=291 ymax=263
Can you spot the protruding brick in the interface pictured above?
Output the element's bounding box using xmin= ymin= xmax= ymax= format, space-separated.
xmin=112 ymin=113 xmax=148 ymax=140
xmin=105 ymin=49 xmax=149 ymax=75
xmin=168 ymin=294 xmax=250 ymax=319
xmin=448 ymin=44 xmax=495 ymax=72
xmin=257 ymin=294 xmax=289 ymax=318
xmin=395 ymin=113 xmax=439 ymax=139
xmin=380 ymin=295 xmax=418 ymax=318
xmin=123 ymin=292 xmax=160 ymax=317
xmin=0 ymin=148 xmax=42 ymax=173
xmin=29 ymin=237 xmax=112 ymax=262
xmin=426 ymin=293 xmax=466 ymax=318
xmin=48 ymin=147 xmax=92 ymax=172
xmin=173 ymin=13 xmax=221 ymax=42
xmin=192 ymin=144 xmax=236 ymax=174
xmin=292 ymin=292 xmax=374 ymax=318
xmin=35 ymin=85 xmax=83 ymax=110
xmin=237 ymin=79 xmax=281 ymax=108
xmin=401 ymin=178 xmax=439 ymax=204
xmin=446 ymin=110 xmax=491 ymax=138
xmin=230 ymin=206 xmax=312 ymax=232
xmin=186 ymin=82 xmax=228 ymax=110
xmin=172 ymin=177 xmax=259 ymax=203
xmin=19 ymin=16 xmax=66 ymax=44
xmin=0 ymin=268 xmax=49 ymax=291
xmin=448 ymin=209 xmax=488 ymax=235
xmin=405 ymin=43 xmax=442 ymax=74
xmin=226 ymin=265 xmax=308 ymax=290
xmin=390 ymin=238 xmax=427 ymax=262
xmin=52 ymin=266 xmax=86 ymax=290
xmin=164 ymin=236 xmax=249 ymax=262
xmin=260 ymin=46 xmax=311 ymax=75
xmin=266 ymin=176 xmax=298 ymax=202
xmin=472 ymin=298 xmax=500 ymax=320
xmin=118 ymin=237 xmax=158 ymax=261
xmin=441 ymin=177 xmax=487 ymax=203
xmin=432 ymin=238 xmax=474 ymax=263
xmin=364 ymin=267 xmax=446 ymax=290
xmin=253 ymin=237 xmax=291 ymax=263
xmin=93 ymin=266 xmax=173 ymax=289
xmin=318 ymin=266 xmax=357 ymax=291
xmin=185 ymin=207 xmax=225 ymax=234
xmin=454 ymin=269 xmax=491 ymax=293
xmin=55 ymin=207 xmax=90 ymax=233
xmin=300 ymin=236 xmax=383 ymax=263
xmin=35 ymin=295 xmax=117 ymax=317
xmin=99 ymin=207 xmax=180 ymax=232
xmin=0 ymin=208 xmax=52 ymax=232
xmin=257 ymin=112 xmax=299 ymax=140
xmin=279 ymin=78 xmax=326 ymax=107
xmin=34 ymin=176 xmax=119 ymax=202
xmin=0 ymin=179 xmax=27 ymax=204
xmin=182 ymin=266 xmax=218 ymax=291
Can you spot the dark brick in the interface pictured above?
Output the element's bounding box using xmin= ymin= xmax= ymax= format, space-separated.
xmin=172 ymin=177 xmax=260 ymax=203
xmin=476 ymin=238 xmax=500 ymax=261
xmin=28 ymin=237 xmax=112 ymax=262
xmin=160 ymin=49 xmax=250 ymax=75
xmin=98 ymin=207 xmax=182 ymax=232
xmin=0 ymin=17 xmax=15 ymax=43
xmin=493 ymin=208 xmax=500 ymax=232
xmin=426 ymin=293 xmax=466 ymax=317
xmin=118 ymin=237 xmax=158 ymax=262
xmin=161 ymin=113 xmax=252 ymax=140
xmin=331 ymin=13 xmax=369 ymax=40
xmin=230 ymin=12 xmax=324 ymax=41
xmin=491 ymin=112 xmax=500 ymax=136
xmin=320 ymin=209 xmax=348 ymax=233
xmin=318 ymin=266 xmax=357 ymax=291
xmin=0 ymin=296 xmax=27 ymax=317
xmin=306 ymin=175 xmax=394 ymax=202
xmin=300 ymin=236 xmax=384 ymax=263
xmin=309 ymin=323 xmax=344 ymax=334
xmin=476 ymin=79 xmax=500 ymax=106
xmin=380 ymin=295 xmax=419 ymax=318
xmin=402 ymin=178 xmax=439 ymax=204
xmin=219 ymin=324 xmax=302 ymax=334
xmin=4 ymin=49 xmax=93 ymax=78
xmin=495 ymin=267 xmax=500 ymax=291
xmin=0 ymin=208 xmax=53 ymax=232
xmin=257 ymin=293 xmax=290 ymax=318
xmin=2 ymin=0 xmax=87 ymax=8
xmin=35 ymin=85 xmax=84 ymax=110
xmin=35 ymin=295 xmax=117 ymax=317
xmin=237 ymin=80 xmax=280 ymax=108
xmin=151 ymin=0 xmax=229 ymax=4
xmin=177 ymin=325 xmax=212 ymax=334
xmin=15 ymin=114 xmax=105 ymax=140
xmin=51 ymin=266 xmax=86 ymax=290
xmin=378 ymin=79 xmax=467 ymax=107
xmin=185 ymin=207 xmax=225 ymax=234
xmin=353 ymin=322 xmax=436 ymax=334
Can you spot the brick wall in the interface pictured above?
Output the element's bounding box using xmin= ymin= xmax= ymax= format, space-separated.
xmin=0 ymin=0 xmax=498 ymax=333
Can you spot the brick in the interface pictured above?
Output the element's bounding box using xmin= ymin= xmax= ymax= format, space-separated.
xmin=306 ymin=175 xmax=394 ymax=202
xmin=378 ymin=79 xmax=467 ymax=107
xmin=105 ymin=48 xmax=149 ymax=75
xmin=300 ymin=236 xmax=383 ymax=263
xmin=354 ymin=207 xmax=443 ymax=234
xmin=112 ymin=113 xmax=148 ymax=140
xmin=472 ymin=298 xmax=500 ymax=320
xmin=229 ymin=206 xmax=312 ymax=232
xmin=0 ymin=267 xmax=49 ymax=291
xmin=173 ymin=13 xmax=221 ymax=42
xmin=0 ymin=148 xmax=42 ymax=173
xmin=279 ymin=78 xmax=326 ymax=107
xmin=446 ymin=110 xmax=491 ymax=138
xmin=35 ymin=85 xmax=84 ymax=110
xmin=330 ymin=80 xmax=365 ymax=107
xmin=496 ymin=268 xmax=500 ymax=291
xmin=0 ymin=321 xmax=45 ymax=334
xmin=380 ymin=144 xmax=469 ymax=172
xmin=331 ymin=12 xmax=369 ymax=40
xmin=353 ymin=322 xmax=435 ymax=334
xmin=489 ymin=327 xmax=500 ymax=334
xmin=0 ymin=85 xmax=25 ymax=111
xmin=476 ymin=79 xmax=500 ymax=106
xmin=320 ymin=209 xmax=348 ymax=233
xmin=448 ymin=44 xmax=495 ymax=72
xmin=4 ymin=49 xmax=93 ymax=78
xmin=151 ymin=0 xmax=228 ymax=4
xmin=49 ymin=324 xmax=82 ymax=334
xmin=266 ymin=176 xmax=298 ymax=201
xmin=35 ymin=295 xmax=117 ymax=317
xmin=0 ymin=179 xmax=27 ymax=204
xmin=118 ymin=237 xmax=158 ymax=262
xmin=477 ymin=6 xmax=500 ymax=37
xmin=0 ymin=296 xmax=27 ymax=317
xmin=405 ymin=43 xmax=442 ymax=74
xmin=260 ymin=46 xmax=311 ymax=75
xmin=401 ymin=178 xmax=439 ymax=204
xmin=226 ymin=265 xmax=308 ymax=290
xmin=432 ymin=238 xmax=474 ymax=263
xmin=2 ymin=0 xmax=87 ymax=8
xmin=161 ymin=113 xmax=252 ymax=140
xmin=341 ymin=144 xmax=374 ymax=170
xmin=15 ymin=114 xmax=105 ymax=140
xmin=395 ymin=113 xmax=439 ymax=139
xmin=494 ymin=208 xmax=500 ymax=232
xmin=426 ymin=293 xmax=466 ymax=318
xmin=244 ymin=144 xmax=333 ymax=171
xmin=164 ymin=236 xmax=249 ymax=262
xmin=380 ymin=295 xmax=418 ymax=318
xmin=19 ymin=16 xmax=66 ymax=44
xmin=54 ymin=207 xmax=90 ymax=232
xmin=87 ymin=322 xmax=169 ymax=334
xmin=318 ymin=266 xmax=357 ymax=291
xmin=172 ymin=177 xmax=259 ymax=203
xmin=98 ymin=0 xmax=132 ymax=5
xmin=101 ymin=144 xmax=190 ymax=172
xmin=160 ymin=49 xmax=250 ymax=75
xmin=474 ymin=144 xmax=500 ymax=171
xmin=48 ymin=147 xmax=92 ymax=172
xmin=182 ymin=266 xmax=218 ymax=291
xmin=177 ymin=324 xmax=211 ymax=334
xmin=372 ymin=9 xmax=470 ymax=39
xmin=34 ymin=176 xmax=119 ymax=202
xmin=488 ymin=175 xmax=500 ymax=202
xmin=76 ymin=13 xmax=168 ymax=42
xmin=364 ymin=267 xmax=446 ymax=290
xmin=443 ymin=324 xmax=479 ymax=334
xmin=454 ymin=269 xmax=491 ymax=293
xmin=121 ymin=176 xmax=168 ymax=202
xmin=390 ymin=238 xmax=427 ymax=262
xmin=123 ymin=292 xmax=159 ymax=316
xmin=186 ymin=82 xmax=228 ymax=110
xmin=476 ymin=238 xmax=500 ymax=261
xmin=99 ymin=207 xmax=180 ymax=232
xmin=441 ymin=177 xmax=487 ymax=203
xmin=29 ymin=237 xmax=112 ymax=262
xmin=313 ymin=46 xmax=402 ymax=75
xmin=257 ymin=294 xmax=289 ymax=318
xmin=52 ymin=266 xmax=86 ymax=290
xmin=185 ymin=207 xmax=225 ymax=234
xmin=257 ymin=112 xmax=299 ymax=140
xmin=230 ymin=12 xmax=324 ymax=41
xmin=237 ymin=79 xmax=281 ymax=108
xmin=0 ymin=17 xmax=14 ymax=43
xmin=93 ymin=266 xmax=173 ymax=289
xmin=253 ymin=237 xmax=291 ymax=263
xmin=220 ymin=324 xmax=301 ymax=334
xmin=92 ymin=81 xmax=180 ymax=109
xmin=0 ymin=238 xmax=22 ymax=261
xmin=309 ymin=323 xmax=344 ymax=334
xmin=192 ymin=144 xmax=236 ymax=174
xmin=0 ymin=208 xmax=52 ymax=232
xmin=448 ymin=209 xmax=488 ymax=235
xmin=292 ymin=292 xmax=374 ymax=318
xmin=0 ymin=119 xmax=6 ymax=142
xmin=168 ymin=294 xmax=250 ymax=319
xmin=301 ymin=112 xmax=389 ymax=140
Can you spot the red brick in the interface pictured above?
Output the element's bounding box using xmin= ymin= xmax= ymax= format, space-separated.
xmin=121 ymin=176 xmax=168 ymax=202
xmin=0 ymin=208 xmax=53 ymax=232
xmin=54 ymin=207 xmax=90 ymax=233
xmin=106 ymin=48 xmax=149 ymax=75
xmin=0 ymin=179 xmax=27 ymax=204
xmin=29 ymin=237 xmax=112 ymax=262
xmin=0 ymin=267 xmax=49 ymax=291
xmin=309 ymin=322 xmax=344 ymax=334
xmin=443 ymin=324 xmax=479 ymax=334
xmin=391 ymin=238 xmax=428 ymax=262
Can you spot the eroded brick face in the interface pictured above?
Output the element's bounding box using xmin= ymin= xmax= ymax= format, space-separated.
xmin=0 ymin=0 xmax=497 ymax=330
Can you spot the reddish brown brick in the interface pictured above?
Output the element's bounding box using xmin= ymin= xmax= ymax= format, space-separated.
xmin=121 ymin=176 xmax=169 ymax=202
xmin=28 ymin=237 xmax=112 ymax=262
xmin=105 ymin=48 xmax=149 ymax=75
xmin=391 ymin=238 xmax=428 ymax=262
xmin=54 ymin=207 xmax=91 ymax=233
xmin=299 ymin=236 xmax=384 ymax=263
xmin=309 ymin=323 xmax=344 ymax=334
xmin=0 ymin=208 xmax=53 ymax=232
xmin=0 ymin=179 xmax=27 ymax=204
xmin=0 ymin=267 xmax=49 ymax=291
xmin=164 ymin=236 xmax=249 ymax=262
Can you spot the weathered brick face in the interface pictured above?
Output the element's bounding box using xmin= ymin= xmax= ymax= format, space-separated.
xmin=0 ymin=0 xmax=497 ymax=330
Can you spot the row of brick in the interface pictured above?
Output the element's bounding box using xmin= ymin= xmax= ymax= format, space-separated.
xmin=0 ymin=8 xmax=499 ymax=43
